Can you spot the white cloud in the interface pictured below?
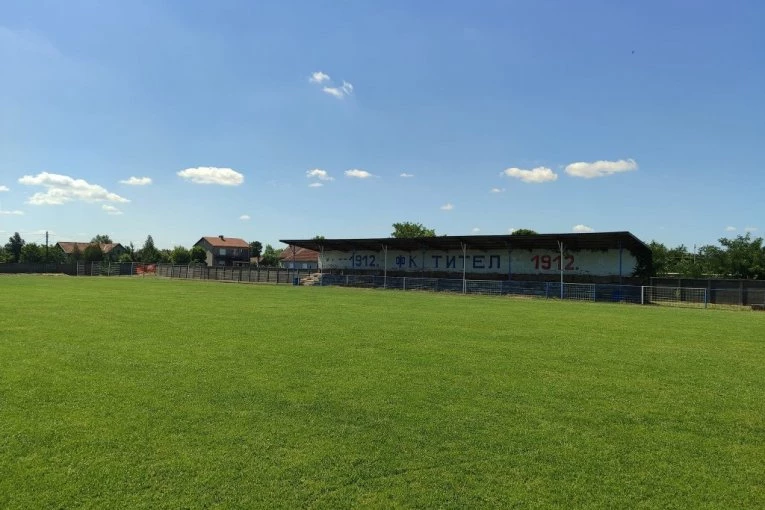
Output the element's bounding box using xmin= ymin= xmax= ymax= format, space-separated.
xmin=0 ymin=209 xmax=24 ymax=215
xmin=306 ymin=168 xmax=334 ymax=181
xmin=309 ymin=71 xmax=330 ymax=84
xmin=345 ymin=169 xmax=373 ymax=179
xmin=501 ymin=166 xmax=558 ymax=183
xmin=440 ymin=203 xmax=454 ymax=211
xmin=725 ymin=226 xmax=737 ymax=232
xmin=472 ymin=227 xmax=480 ymax=233
xmin=572 ymin=224 xmax=594 ymax=233
xmin=744 ymin=226 xmax=759 ymax=233
xmin=102 ymin=204 xmax=123 ymax=215
xmin=508 ymin=228 xmax=517 ymax=234
xmin=310 ymin=70 xmax=354 ymax=99
xmin=322 ymin=80 xmax=354 ymax=99
xmin=240 ymin=214 xmax=251 ymax=221
xmin=400 ymin=173 xmax=414 ymax=178
xmin=490 ymin=187 xmax=505 ymax=193
xmin=18 ymin=172 xmax=130 ymax=205
xmin=177 ymin=167 xmax=244 ymax=186
xmin=0 ymin=185 xmax=9 ymax=192
xmin=308 ymin=182 xmax=323 ymax=188
xmin=119 ymin=176 xmax=152 ymax=186
xmin=322 ymin=86 xmax=345 ymax=98
xmin=564 ymin=159 xmax=638 ymax=179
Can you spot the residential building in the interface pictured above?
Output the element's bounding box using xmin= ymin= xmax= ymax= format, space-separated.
xmin=279 ymin=245 xmax=320 ymax=270
xmin=194 ymin=236 xmax=250 ymax=266
xmin=56 ymin=242 xmax=126 ymax=261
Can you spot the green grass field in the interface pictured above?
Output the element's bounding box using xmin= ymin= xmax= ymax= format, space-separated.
xmin=1 ymin=276 xmax=763 ymax=508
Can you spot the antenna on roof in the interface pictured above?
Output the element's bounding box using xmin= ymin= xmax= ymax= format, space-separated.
xmin=219 ymin=235 xmax=225 ymax=240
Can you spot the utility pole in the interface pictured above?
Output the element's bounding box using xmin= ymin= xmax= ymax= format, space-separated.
xmin=45 ymin=231 xmax=49 ymax=263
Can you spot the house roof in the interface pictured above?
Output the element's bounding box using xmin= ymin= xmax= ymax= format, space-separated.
xmin=280 ymin=232 xmax=650 ymax=254
xmin=56 ymin=242 xmax=123 ymax=254
xmin=279 ymin=245 xmax=320 ymax=262
xmin=196 ymin=236 xmax=249 ymax=248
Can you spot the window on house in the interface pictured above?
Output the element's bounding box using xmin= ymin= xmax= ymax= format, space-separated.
xmin=219 ymin=248 xmax=227 ymax=256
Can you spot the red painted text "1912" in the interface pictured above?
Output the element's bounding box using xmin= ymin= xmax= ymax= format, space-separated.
xmin=531 ymin=254 xmax=575 ymax=270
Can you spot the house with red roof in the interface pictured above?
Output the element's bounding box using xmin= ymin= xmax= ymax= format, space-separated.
xmin=279 ymin=245 xmax=319 ymax=270
xmin=193 ymin=236 xmax=250 ymax=267
xmin=56 ymin=241 xmax=126 ymax=261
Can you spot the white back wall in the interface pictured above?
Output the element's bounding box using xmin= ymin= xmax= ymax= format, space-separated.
xmin=320 ymin=248 xmax=636 ymax=277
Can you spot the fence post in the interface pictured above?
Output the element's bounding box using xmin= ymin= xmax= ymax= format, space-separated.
xmin=704 ymin=289 xmax=708 ymax=309
xmin=641 ymin=286 xmax=645 ymax=305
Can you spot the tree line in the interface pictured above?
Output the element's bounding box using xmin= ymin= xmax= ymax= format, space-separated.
xmin=0 ymin=233 xmax=284 ymax=266
xmin=649 ymin=234 xmax=764 ymax=279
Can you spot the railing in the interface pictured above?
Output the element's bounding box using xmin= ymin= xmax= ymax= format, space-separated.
xmin=318 ymin=275 xmax=674 ymax=305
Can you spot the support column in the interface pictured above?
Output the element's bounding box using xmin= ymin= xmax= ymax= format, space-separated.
xmin=461 ymin=242 xmax=467 ymax=294
xmin=382 ymin=244 xmax=388 ymax=288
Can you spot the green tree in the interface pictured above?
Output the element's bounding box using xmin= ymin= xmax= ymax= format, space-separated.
xmin=391 ymin=222 xmax=436 ymax=238
xmin=0 ymin=246 xmax=8 ymax=263
xmin=249 ymin=241 xmax=263 ymax=258
xmin=158 ymin=249 xmax=172 ymax=264
xmin=91 ymin=234 xmax=113 ymax=244
xmin=697 ymin=244 xmax=726 ymax=276
xmin=648 ymin=241 xmax=669 ymax=275
xmin=312 ymin=235 xmax=325 ymax=240
xmin=138 ymin=235 xmax=160 ymax=263
xmin=82 ymin=243 xmax=104 ymax=262
xmin=20 ymin=243 xmax=46 ymax=263
xmin=718 ymin=234 xmax=765 ymax=279
xmin=118 ymin=253 xmax=134 ymax=263
xmin=260 ymin=244 xmax=282 ymax=266
xmin=190 ymin=245 xmax=207 ymax=264
xmin=4 ymin=232 xmax=25 ymax=263
xmin=69 ymin=244 xmax=83 ymax=262
xmin=510 ymin=229 xmax=538 ymax=236
xmin=170 ymin=246 xmax=191 ymax=264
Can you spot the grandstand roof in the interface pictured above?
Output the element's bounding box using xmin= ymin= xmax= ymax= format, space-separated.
xmin=280 ymin=232 xmax=650 ymax=253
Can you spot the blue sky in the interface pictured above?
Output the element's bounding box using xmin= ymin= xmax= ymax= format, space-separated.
xmin=1 ymin=0 xmax=763 ymax=250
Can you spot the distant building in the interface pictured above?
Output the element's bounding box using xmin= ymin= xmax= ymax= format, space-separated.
xmin=279 ymin=245 xmax=320 ymax=270
xmin=193 ymin=236 xmax=250 ymax=266
xmin=56 ymin=242 xmax=126 ymax=261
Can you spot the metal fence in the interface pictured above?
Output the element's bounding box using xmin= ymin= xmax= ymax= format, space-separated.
xmin=651 ymin=277 xmax=765 ymax=307
xmin=155 ymin=264 xmax=314 ymax=284
xmin=153 ymin=266 xmax=748 ymax=308
xmin=8 ymin=261 xmax=761 ymax=309
xmin=74 ymin=262 xmax=151 ymax=276
xmin=317 ymin=274 xmax=701 ymax=306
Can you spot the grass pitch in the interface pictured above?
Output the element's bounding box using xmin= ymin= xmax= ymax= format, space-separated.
xmin=1 ymin=276 xmax=763 ymax=508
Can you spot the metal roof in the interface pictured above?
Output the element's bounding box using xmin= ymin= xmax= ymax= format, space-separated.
xmin=280 ymin=232 xmax=650 ymax=254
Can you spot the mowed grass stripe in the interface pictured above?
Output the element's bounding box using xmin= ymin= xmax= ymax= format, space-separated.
xmin=0 ymin=277 xmax=763 ymax=508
